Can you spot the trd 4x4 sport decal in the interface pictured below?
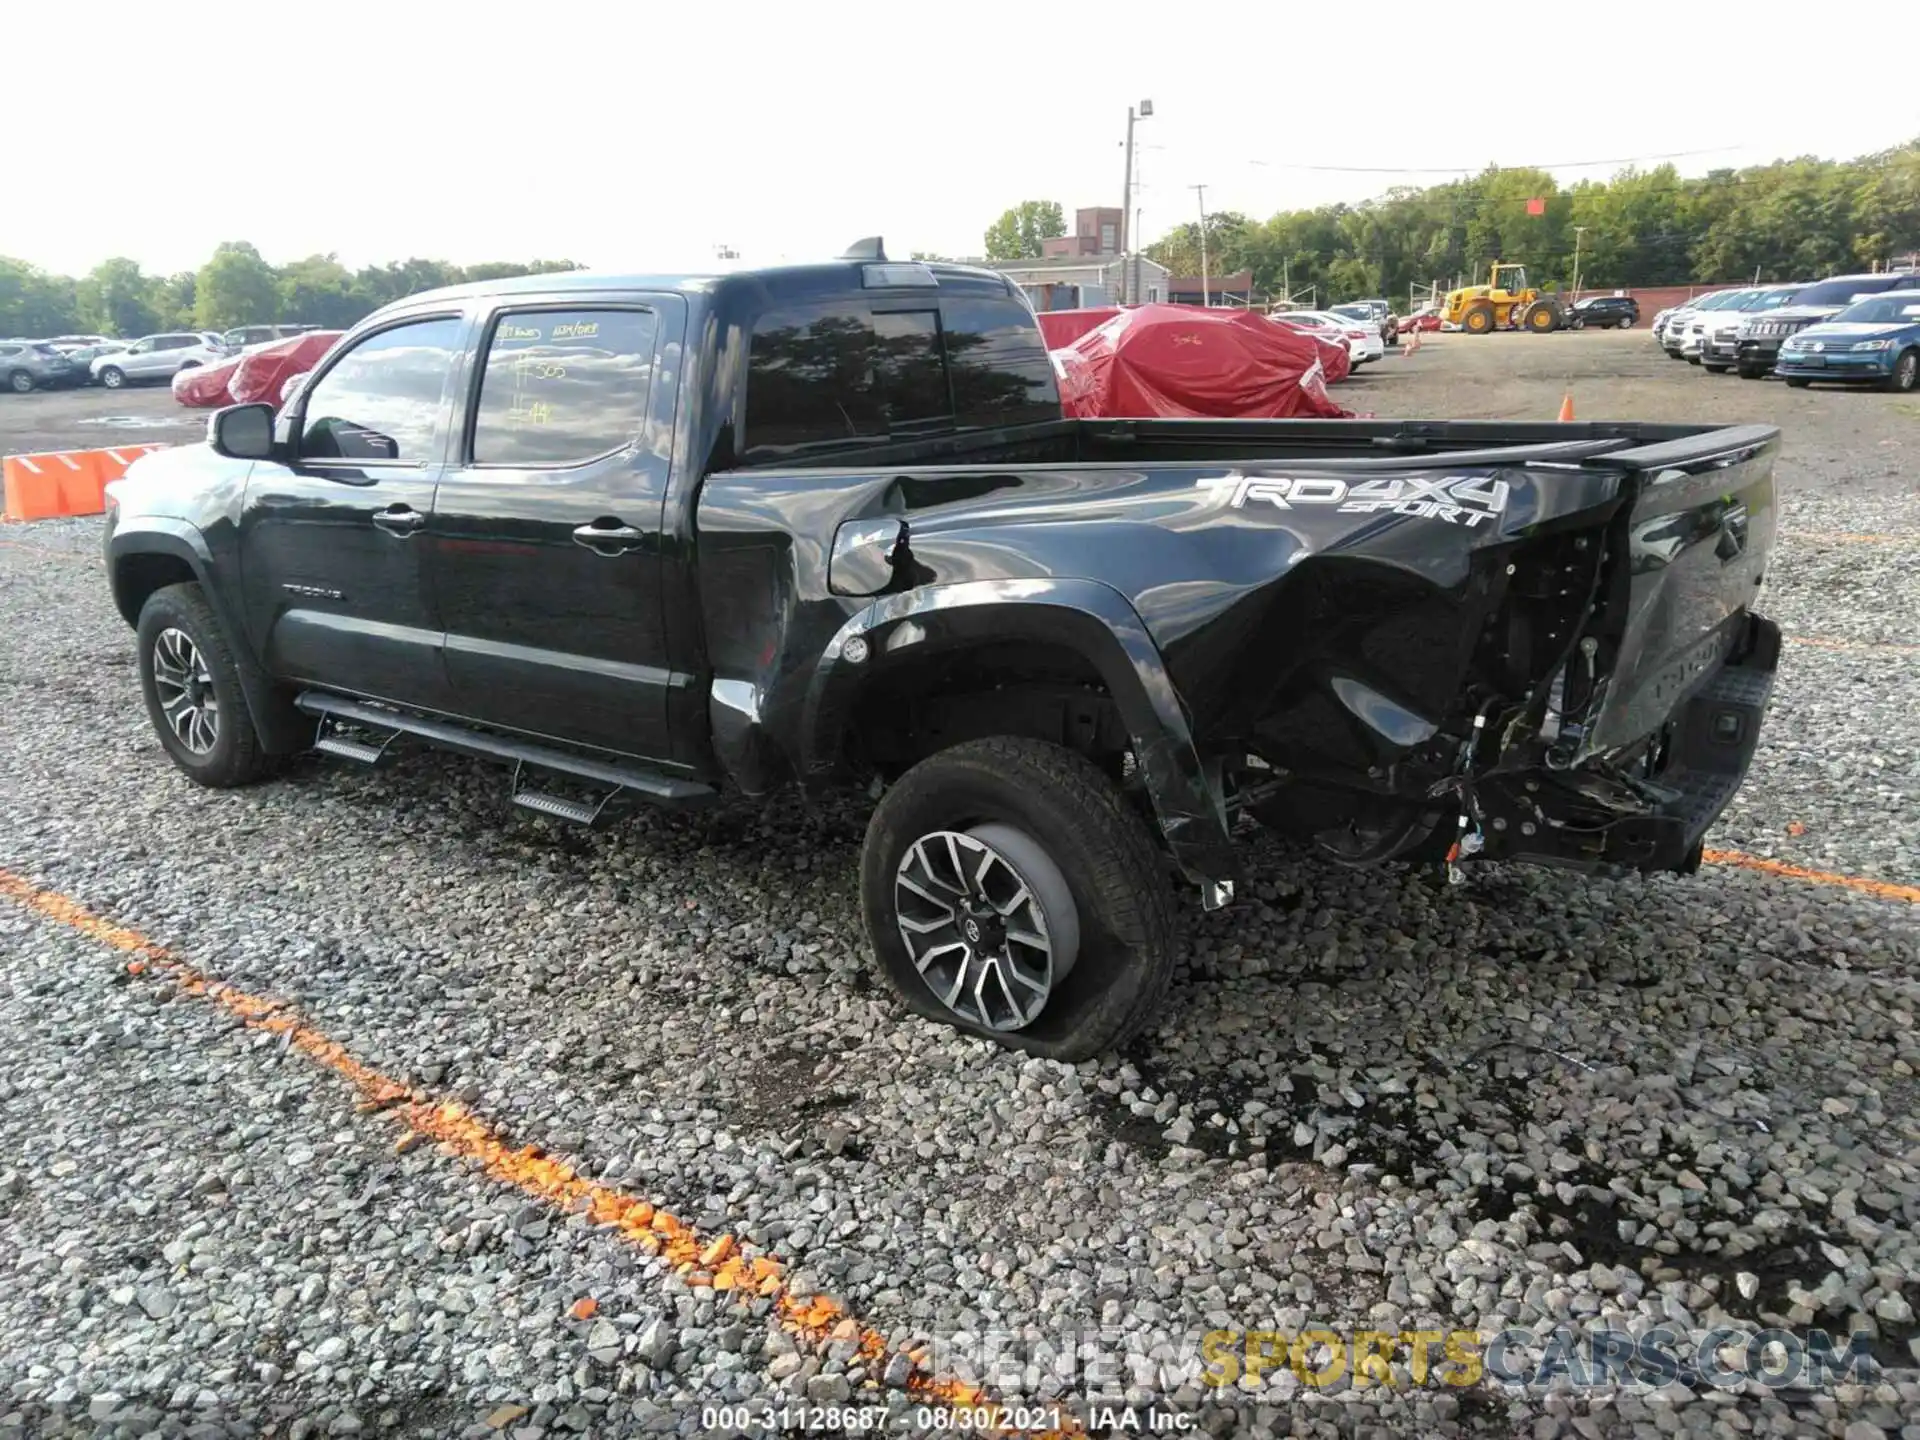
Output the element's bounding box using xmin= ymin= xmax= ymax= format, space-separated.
xmin=1195 ymin=472 xmax=1511 ymax=528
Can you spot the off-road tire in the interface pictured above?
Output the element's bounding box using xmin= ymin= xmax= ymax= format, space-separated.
xmin=860 ymin=736 xmax=1177 ymax=1062
xmin=1461 ymin=305 xmax=1495 ymax=335
xmin=136 ymin=582 xmax=279 ymax=788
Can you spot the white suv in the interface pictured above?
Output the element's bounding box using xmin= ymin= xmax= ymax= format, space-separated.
xmin=1657 ymin=290 xmax=1746 ymax=361
xmin=92 ymin=332 xmax=225 ymax=389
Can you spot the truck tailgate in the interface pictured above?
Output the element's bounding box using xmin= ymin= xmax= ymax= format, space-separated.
xmin=1581 ymin=426 xmax=1777 ymax=756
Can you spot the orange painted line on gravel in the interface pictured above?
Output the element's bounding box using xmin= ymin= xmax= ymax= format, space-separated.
xmin=1786 ymin=635 xmax=1920 ymax=656
xmin=0 ymin=868 xmax=1072 ymax=1435
xmin=1702 ymin=850 xmax=1920 ymax=904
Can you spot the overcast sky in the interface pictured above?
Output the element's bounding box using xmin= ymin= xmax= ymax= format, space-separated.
xmin=13 ymin=0 xmax=1916 ymax=278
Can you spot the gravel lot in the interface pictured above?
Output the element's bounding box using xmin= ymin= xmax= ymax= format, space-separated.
xmin=2 ymin=329 xmax=1917 ymax=1437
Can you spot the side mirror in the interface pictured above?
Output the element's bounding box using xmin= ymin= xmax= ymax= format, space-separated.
xmin=208 ymin=403 xmax=276 ymax=460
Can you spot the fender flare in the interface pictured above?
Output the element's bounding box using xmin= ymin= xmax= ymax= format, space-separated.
xmin=800 ymin=577 xmax=1237 ymax=887
xmin=107 ymin=519 xmax=308 ymax=754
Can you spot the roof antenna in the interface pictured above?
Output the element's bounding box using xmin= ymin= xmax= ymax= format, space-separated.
xmin=839 ymin=237 xmax=887 ymax=262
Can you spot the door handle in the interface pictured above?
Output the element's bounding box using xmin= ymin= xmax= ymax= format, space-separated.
xmin=371 ymin=505 xmax=426 ymax=536
xmin=572 ymin=521 xmax=645 ymax=555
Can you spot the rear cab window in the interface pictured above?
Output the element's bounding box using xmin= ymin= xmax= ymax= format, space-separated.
xmin=741 ymin=273 xmax=1058 ymax=466
xmin=468 ymin=307 xmax=660 ymax=467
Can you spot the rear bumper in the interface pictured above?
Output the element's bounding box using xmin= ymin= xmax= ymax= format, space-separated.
xmin=1476 ymin=612 xmax=1780 ymax=874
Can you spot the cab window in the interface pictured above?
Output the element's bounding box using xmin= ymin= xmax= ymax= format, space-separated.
xmin=470 ymin=308 xmax=659 ymax=467
xmin=298 ymin=316 xmax=462 ymax=463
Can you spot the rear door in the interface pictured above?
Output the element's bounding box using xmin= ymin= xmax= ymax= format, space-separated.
xmin=427 ymin=294 xmax=687 ymax=762
xmin=238 ymin=309 xmax=471 ymax=710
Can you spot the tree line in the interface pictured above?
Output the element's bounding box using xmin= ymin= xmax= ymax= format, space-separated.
xmin=0 ymin=243 xmax=583 ymax=339
xmin=1130 ymin=139 xmax=1920 ymax=306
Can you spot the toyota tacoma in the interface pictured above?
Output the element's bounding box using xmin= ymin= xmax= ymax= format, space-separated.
xmin=102 ymin=242 xmax=1782 ymax=1060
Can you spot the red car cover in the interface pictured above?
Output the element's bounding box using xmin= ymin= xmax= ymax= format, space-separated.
xmin=171 ymin=356 xmax=242 ymax=408
xmin=1035 ymin=307 xmax=1121 ymax=350
xmin=1053 ymin=304 xmax=1348 ymax=420
xmin=1272 ymin=319 xmax=1352 ymax=383
xmin=231 ymin=331 xmax=343 ymax=407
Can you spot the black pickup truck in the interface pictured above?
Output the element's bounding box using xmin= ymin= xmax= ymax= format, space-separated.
xmin=102 ymin=241 xmax=1782 ymax=1060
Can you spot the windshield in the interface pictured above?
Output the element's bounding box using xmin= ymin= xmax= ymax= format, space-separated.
xmin=1831 ymin=296 xmax=1920 ymax=325
xmin=1752 ymin=288 xmax=1802 ymax=311
xmin=1793 ymin=275 xmax=1908 ymax=308
xmin=1691 ymin=290 xmax=1747 ymax=311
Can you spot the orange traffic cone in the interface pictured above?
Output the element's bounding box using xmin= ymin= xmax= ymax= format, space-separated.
xmin=1557 ymin=390 xmax=1575 ymax=422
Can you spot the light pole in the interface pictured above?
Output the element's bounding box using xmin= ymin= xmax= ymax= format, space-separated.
xmin=1571 ymin=225 xmax=1587 ymax=303
xmin=1191 ymin=184 xmax=1210 ymax=307
xmin=1120 ymin=99 xmax=1152 ymax=304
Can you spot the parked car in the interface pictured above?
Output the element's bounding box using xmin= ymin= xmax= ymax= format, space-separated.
xmin=0 ymin=339 xmax=80 ymax=392
xmin=46 ymin=336 xmax=125 ymax=385
xmin=1675 ymin=289 xmax=1765 ymax=363
xmin=1330 ymin=300 xmax=1398 ymax=346
xmin=93 ymin=332 xmax=225 ymax=389
xmin=1567 ymin=296 xmax=1640 ymax=329
xmin=1272 ymin=309 xmax=1385 ymax=365
xmin=1657 ymin=289 xmax=1744 ymax=359
xmin=218 ymin=324 xmax=321 ymax=356
xmin=1775 ymin=293 xmax=1920 ymax=391
xmin=1700 ymin=285 xmax=1807 ymax=373
xmin=1735 ymin=272 xmax=1920 ymax=380
xmin=101 ymin=244 xmax=1781 ymax=1059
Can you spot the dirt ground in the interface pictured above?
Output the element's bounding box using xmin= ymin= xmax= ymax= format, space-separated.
xmin=1358 ymin=327 xmax=1918 ymax=500
xmin=0 ymin=383 xmax=201 ymax=457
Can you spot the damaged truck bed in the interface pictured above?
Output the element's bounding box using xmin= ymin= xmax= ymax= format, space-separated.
xmin=706 ymin=415 xmax=1779 ymax=891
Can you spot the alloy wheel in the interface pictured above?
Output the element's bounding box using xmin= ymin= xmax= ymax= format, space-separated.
xmin=892 ymin=825 xmax=1079 ymax=1032
xmin=151 ymin=627 xmax=220 ymax=754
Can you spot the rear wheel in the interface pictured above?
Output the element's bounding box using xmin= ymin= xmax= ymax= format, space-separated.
xmin=7 ymin=369 xmax=33 ymax=394
xmin=136 ymin=583 xmax=279 ymax=788
xmin=860 ymin=736 xmax=1175 ymax=1061
xmin=100 ymin=366 xmax=126 ymax=389
xmin=1886 ymin=349 xmax=1919 ymax=393
xmin=1617 ymin=317 xmax=1633 ymax=329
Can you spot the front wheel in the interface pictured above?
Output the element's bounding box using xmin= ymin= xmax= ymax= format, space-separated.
xmin=860 ymin=736 xmax=1176 ymax=1061
xmin=1886 ymin=350 xmax=1919 ymax=393
xmin=136 ymin=583 xmax=279 ymax=788
xmin=99 ymin=366 xmax=126 ymax=389
xmin=1703 ymin=364 xmax=1730 ymax=375
xmin=1785 ymin=377 xmax=1811 ymax=388
xmin=1737 ymin=366 xmax=1767 ymax=380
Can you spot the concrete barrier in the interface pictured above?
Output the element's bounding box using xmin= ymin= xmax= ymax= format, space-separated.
xmin=2 ymin=444 xmax=168 ymax=522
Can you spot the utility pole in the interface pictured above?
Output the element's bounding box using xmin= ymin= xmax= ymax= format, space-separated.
xmin=1191 ymin=183 xmax=1209 ymax=307
xmin=1570 ymin=226 xmax=1586 ymax=302
xmin=1120 ymin=100 xmax=1152 ymax=304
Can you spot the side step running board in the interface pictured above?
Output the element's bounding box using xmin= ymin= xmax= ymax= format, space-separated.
xmin=294 ymin=691 xmax=717 ymax=810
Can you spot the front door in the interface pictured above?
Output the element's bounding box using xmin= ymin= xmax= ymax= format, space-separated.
xmin=428 ymin=296 xmax=684 ymax=762
xmin=238 ymin=311 xmax=470 ymax=712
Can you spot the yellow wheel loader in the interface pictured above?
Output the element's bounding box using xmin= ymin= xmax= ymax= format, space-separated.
xmin=1443 ymin=262 xmax=1565 ymax=334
